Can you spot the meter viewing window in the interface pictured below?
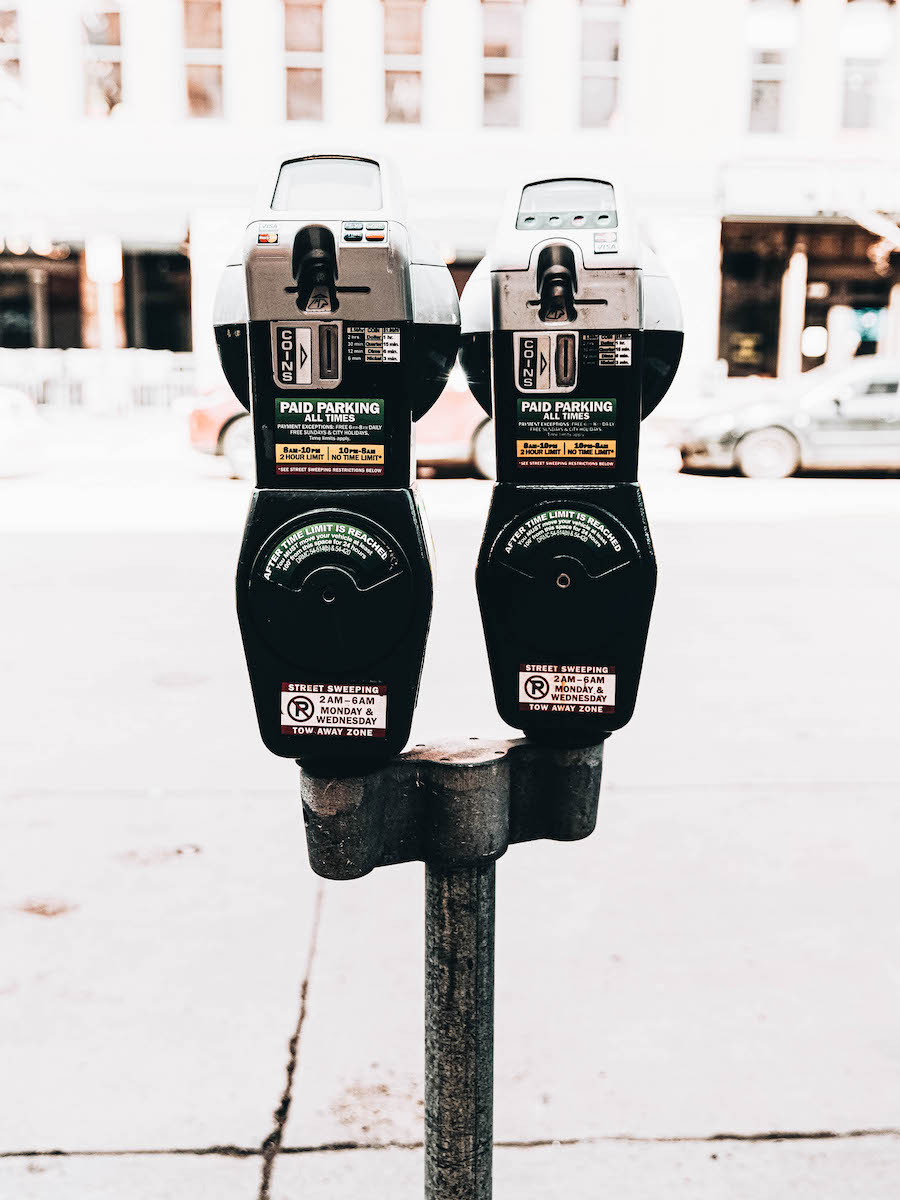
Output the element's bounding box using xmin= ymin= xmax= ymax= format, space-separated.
xmin=271 ymin=157 xmax=383 ymax=211
xmin=516 ymin=179 xmax=617 ymax=230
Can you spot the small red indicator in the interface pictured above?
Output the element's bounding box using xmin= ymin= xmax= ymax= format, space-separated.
xmin=258 ymin=232 xmax=279 ymax=244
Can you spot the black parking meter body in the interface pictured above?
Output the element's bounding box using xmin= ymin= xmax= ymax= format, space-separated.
xmin=461 ymin=175 xmax=683 ymax=746
xmin=215 ymin=154 xmax=459 ymax=767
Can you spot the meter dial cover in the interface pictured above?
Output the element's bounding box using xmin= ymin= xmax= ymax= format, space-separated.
xmin=249 ymin=511 xmax=414 ymax=674
xmin=487 ymin=504 xmax=642 ymax=655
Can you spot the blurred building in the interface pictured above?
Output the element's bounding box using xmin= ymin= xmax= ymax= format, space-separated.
xmin=1 ymin=0 xmax=899 ymax=403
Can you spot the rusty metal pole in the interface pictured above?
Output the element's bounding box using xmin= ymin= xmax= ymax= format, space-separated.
xmin=424 ymin=862 xmax=496 ymax=1200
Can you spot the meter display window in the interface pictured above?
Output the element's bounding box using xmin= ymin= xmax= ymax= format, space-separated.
xmin=516 ymin=179 xmax=617 ymax=231
xmin=271 ymin=157 xmax=383 ymax=211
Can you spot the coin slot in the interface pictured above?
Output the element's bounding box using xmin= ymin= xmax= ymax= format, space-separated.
xmin=555 ymin=333 xmax=576 ymax=387
xmin=319 ymin=324 xmax=339 ymax=379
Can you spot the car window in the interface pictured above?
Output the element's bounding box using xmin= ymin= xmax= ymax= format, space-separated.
xmin=801 ymin=372 xmax=899 ymax=415
xmin=836 ymin=377 xmax=899 ymax=423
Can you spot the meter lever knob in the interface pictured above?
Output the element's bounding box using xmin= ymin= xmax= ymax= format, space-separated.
xmin=536 ymin=244 xmax=577 ymax=323
xmin=293 ymin=224 xmax=338 ymax=313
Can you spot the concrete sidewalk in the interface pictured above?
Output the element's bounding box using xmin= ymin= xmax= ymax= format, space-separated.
xmin=1 ymin=459 xmax=899 ymax=1197
xmin=5 ymin=775 xmax=898 ymax=1197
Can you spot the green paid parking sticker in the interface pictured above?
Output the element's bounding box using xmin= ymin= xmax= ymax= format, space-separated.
xmin=515 ymin=399 xmax=618 ymax=468
xmin=516 ymin=397 xmax=616 ymax=436
xmin=276 ymin=398 xmax=384 ymax=442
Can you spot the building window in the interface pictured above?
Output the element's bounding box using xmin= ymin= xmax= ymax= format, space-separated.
xmin=719 ymin=219 xmax=898 ymax=377
xmin=286 ymin=66 xmax=322 ymax=120
xmin=184 ymin=0 xmax=221 ymax=48
xmin=285 ymin=0 xmax=324 ymax=121
xmin=746 ymin=0 xmax=798 ymax=134
xmin=186 ymin=64 xmax=222 ymax=117
xmin=749 ymin=50 xmax=785 ymax=132
xmin=840 ymin=0 xmax=894 ymax=130
xmin=718 ymin=223 xmax=790 ymax=377
xmin=384 ymin=0 xmax=423 ymax=124
xmin=184 ymin=0 xmax=223 ymax=118
xmin=842 ymin=58 xmax=882 ymax=127
xmin=0 ymin=261 xmax=34 ymax=348
xmin=0 ymin=250 xmax=82 ymax=350
xmin=0 ymin=9 xmax=22 ymax=115
xmin=580 ymin=0 xmax=624 ymax=128
xmin=482 ymin=0 xmax=523 ymax=127
xmin=123 ymin=252 xmax=192 ymax=352
xmin=83 ymin=10 xmax=122 ymax=118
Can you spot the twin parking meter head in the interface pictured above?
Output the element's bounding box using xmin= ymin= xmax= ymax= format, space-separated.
xmin=461 ymin=173 xmax=683 ymax=746
xmin=216 ymin=153 xmax=460 ymax=767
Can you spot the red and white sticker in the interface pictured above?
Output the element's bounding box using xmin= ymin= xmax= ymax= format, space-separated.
xmin=518 ymin=665 xmax=615 ymax=714
xmin=281 ymin=683 xmax=387 ymax=738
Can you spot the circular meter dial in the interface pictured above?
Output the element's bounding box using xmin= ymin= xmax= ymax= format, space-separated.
xmin=249 ymin=511 xmax=414 ymax=673
xmin=489 ymin=504 xmax=641 ymax=656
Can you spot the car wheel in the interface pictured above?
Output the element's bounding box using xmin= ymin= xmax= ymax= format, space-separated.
xmin=221 ymin=415 xmax=253 ymax=479
xmin=471 ymin=419 xmax=496 ymax=479
xmin=734 ymin=428 xmax=800 ymax=479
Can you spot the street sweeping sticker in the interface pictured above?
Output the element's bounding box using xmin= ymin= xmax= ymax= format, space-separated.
xmin=518 ymin=665 xmax=616 ymax=715
xmin=275 ymin=397 xmax=385 ymax=477
xmin=281 ymin=683 xmax=387 ymax=738
xmin=515 ymin=397 xmax=617 ymax=469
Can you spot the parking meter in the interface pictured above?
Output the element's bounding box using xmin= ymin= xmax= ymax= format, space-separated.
xmin=460 ymin=174 xmax=682 ymax=745
xmin=215 ymin=153 xmax=459 ymax=766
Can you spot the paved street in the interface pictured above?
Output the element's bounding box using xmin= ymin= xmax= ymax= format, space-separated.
xmin=1 ymin=409 xmax=899 ymax=1197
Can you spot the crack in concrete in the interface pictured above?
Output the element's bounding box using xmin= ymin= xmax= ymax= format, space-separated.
xmin=0 ymin=1146 xmax=260 ymax=1159
xmin=4 ymin=1129 xmax=900 ymax=1160
xmin=257 ymin=884 xmax=324 ymax=1200
xmin=495 ymin=1129 xmax=900 ymax=1147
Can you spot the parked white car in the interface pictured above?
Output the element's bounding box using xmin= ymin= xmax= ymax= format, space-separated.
xmin=679 ymin=359 xmax=900 ymax=478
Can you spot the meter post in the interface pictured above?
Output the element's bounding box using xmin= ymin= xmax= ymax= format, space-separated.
xmin=460 ymin=172 xmax=684 ymax=746
xmin=425 ymin=861 xmax=495 ymax=1200
xmin=215 ymin=153 xmax=459 ymax=770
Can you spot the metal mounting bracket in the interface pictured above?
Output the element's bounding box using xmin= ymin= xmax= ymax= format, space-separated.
xmin=299 ymin=737 xmax=605 ymax=880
